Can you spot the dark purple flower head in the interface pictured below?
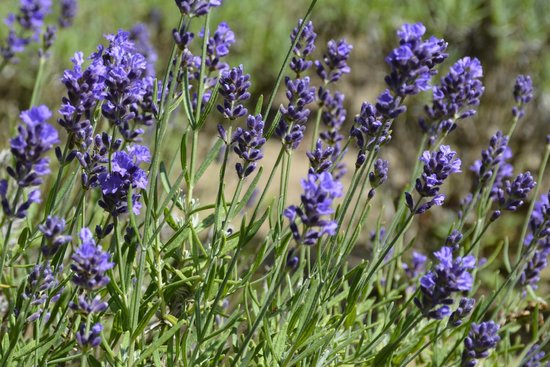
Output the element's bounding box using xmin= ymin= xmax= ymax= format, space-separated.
xmin=385 ymin=22 xmax=448 ymax=97
xmin=520 ymin=250 xmax=548 ymax=290
xmin=471 ymin=131 xmax=512 ymax=196
xmin=23 ymin=261 xmax=63 ymax=322
xmin=284 ymin=172 xmax=343 ymax=245
xmin=173 ymin=26 xmax=194 ymax=51
xmin=71 ymin=228 xmax=114 ymax=291
xmin=525 ymin=193 xmax=550 ymax=249
xmin=58 ymin=52 xmax=106 ymax=149
xmin=402 ymin=251 xmax=427 ymax=278
xmin=521 ymin=344 xmax=546 ymax=367
xmin=174 ymin=0 xmax=222 ymax=17
xmin=39 ymin=25 xmax=56 ymax=58
xmin=76 ymin=322 xmax=103 ymax=349
xmin=495 ymin=172 xmax=536 ymax=212
xmin=315 ymin=39 xmax=352 ymax=83
xmin=70 ymin=294 xmax=108 ymax=315
xmin=289 ymin=19 xmax=316 ymax=76
xmin=420 ymin=57 xmax=484 ymax=139
xmin=58 ymin=0 xmax=77 ymax=28
xmin=231 ymin=114 xmax=266 ymax=179
xmin=307 ymin=139 xmax=334 ymax=175
xmin=513 ymin=74 xmax=534 ymax=118
xmin=445 ymin=229 xmax=463 ymax=251
xmin=369 ymin=159 xmax=389 ymax=189
xmin=97 ymin=146 xmax=149 ymax=216
xmin=277 ymin=77 xmax=316 ymax=150
xmin=449 ymin=297 xmax=475 ymax=327
xmin=414 ymin=246 xmax=475 ymax=319
xmin=320 ymin=90 xmax=346 ymax=129
xmin=39 ymin=215 xmax=72 ymax=257
xmin=201 ymin=22 xmax=235 ymax=72
xmin=407 ymin=145 xmax=461 ymax=213
xmin=217 ymin=65 xmax=251 ymax=120
xmin=350 ymin=97 xmax=394 ymax=167
xmin=461 ymin=321 xmax=500 ymax=367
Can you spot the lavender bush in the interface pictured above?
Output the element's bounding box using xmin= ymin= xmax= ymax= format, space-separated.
xmin=0 ymin=0 xmax=549 ymax=366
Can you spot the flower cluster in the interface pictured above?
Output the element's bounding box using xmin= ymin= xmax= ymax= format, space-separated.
xmin=1 ymin=106 xmax=58 ymax=218
xmin=38 ymin=215 xmax=72 ymax=257
xmin=350 ymin=101 xmax=392 ymax=167
xmin=414 ymin=246 xmax=476 ymax=319
xmin=513 ymin=74 xmax=534 ymax=118
xmin=521 ymin=193 xmax=550 ymax=289
xmin=276 ymin=77 xmax=316 ymax=150
xmin=284 ymin=172 xmax=343 ymax=245
xmin=70 ymin=228 xmax=113 ymax=348
xmin=174 ymin=0 xmax=222 ymax=17
xmin=202 ymin=22 xmax=235 ymax=73
xmin=406 ymin=145 xmax=461 ymax=214
xmin=307 ymin=140 xmax=335 ymax=175
xmin=23 ymin=261 xmax=63 ymax=322
xmin=231 ymin=114 xmax=266 ymax=179
xmin=315 ymin=39 xmax=352 ymax=84
xmin=461 ymin=321 xmax=500 ymax=367
xmin=1 ymin=0 xmax=53 ymax=63
xmin=402 ymin=251 xmax=427 ymax=278
xmin=420 ymin=57 xmax=485 ymax=141
xmin=318 ymin=90 xmax=347 ymax=179
xmin=521 ymin=344 xmax=546 ymax=367
xmin=289 ymin=19 xmax=316 ymax=76
xmin=470 ymin=130 xmax=512 ymax=195
xmin=448 ymin=297 xmax=475 ymax=327
xmin=217 ymin=65 xmax=251 ymax=120
xmin=384 ymin=22 xmax=448 ymax=97
xmin=58 ymin=0 xmax=77 ymax=28
xmin=97 ymin=145 xmax=150 ymax=216
xmin=495 ymin=171 xmax=535 ymax=212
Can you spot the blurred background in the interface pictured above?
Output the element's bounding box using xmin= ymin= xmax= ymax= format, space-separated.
xmin=1 ymin=0 xmax=549 ymax=284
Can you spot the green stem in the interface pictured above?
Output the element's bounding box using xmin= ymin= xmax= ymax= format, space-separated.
xmin=310 ymin=104 xmax=323 ymax=151
xmin=30 ymin=56 xmax=46 ymax=107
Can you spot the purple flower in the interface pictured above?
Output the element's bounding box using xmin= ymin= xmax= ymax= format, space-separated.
xmin=23 ymin=261 xmax=63 ymax=322
xmin=71 ymin=228 xmax=114 ymax=291
xmin=495 ymin=172 xmax=536 ymax=212
xmin=369 ymin=159 xmax=389 ymax=189
xmin=1 ymin=0 xmax=52 ymax=63
xmin=284 ymin=172 xmax=343 ymax=245
xmin=461 ymin=321 xmax=500 ymax=367
xmin=1 ymin=106 xmax=58 ymax=218
xmin=402 ymin=251 xmax=427 ymax=278
xmin=289 ymin=19 xmax=316 ymax=76
xmin=414 ymin=246 xmax=475 ymax=319
xmin=520 ymin=250 xmax=548 ymax=290
xmin=201 ymin=22 xmax=235 ymax=72
xmin=320 ymin=90 xmax=346 ymax=129
xmin=38 ymin=215 xmax=72 ymax=257
xmin=276 ymin=77 xmax=316 ymax=150
xmin=513 ymin=74 xmax=534 ymax=118
xmin=217 ymin=65 xmax=251 ymax=120
xmin=384 ymin=22 xmax=448 ymax=97
xmin=525 ymin=193 xmax=550 ymax=248
xmin=420 ymin=57 xmax=484 ymax=140
xmin=406 ymin=145 xmax=461 ymax=213
xmin=449 ymin=297 xmax=475 ymax=327
xmin=307 ymin=139 xmax=335 ymax=174
xmin=174 ymin=0 xmax=222 ymax=17
xmin=58 ymin=52 xmax=106 ymax=149
xmin=70 ymin=294 xmax=108 ymax=315
xmin=350 ymin=100 xmax=392 ymax=167
xmin=97 ymin=146 xmax=149 ymax=216
xmin=315 ymin=39 xmax=352 ymax=83
xmin=58 ymin=0 xmax=77 ymax=28
xmin=470 ymin=131 xmax=512 ymax=196
xmin=521 ymin=344 xmax=546 ymax=367
xmin=445 ymin=229 xmax=463 ymax=251
xmin=231 ymin=114 xmax=266 ymax=179
xmin=76 ymin=322 xmax=103 ymax=349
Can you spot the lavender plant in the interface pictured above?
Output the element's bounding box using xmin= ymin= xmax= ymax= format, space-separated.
xmin=0 ymin=1 xmax=549 ymax=366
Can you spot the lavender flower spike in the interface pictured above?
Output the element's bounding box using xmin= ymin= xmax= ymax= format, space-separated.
xmin=290 ymin=19 xmax=316 ymax=76
xmin=217 ymin=65 xmax=251 ymax=120
xmin=231 ymin=114 xmax=266 ymax=179
xmin=315 ymin=39 xmax=353 ymax=83
xmin=58 ymin=0 xmax=77 ymax=28
xmin=461 ymin=321 xmax=500 ymax=367
xmin=174 ymin=0 xmax=222 ymax=17
xmin=284 ymin=172 xmax=343 ymax=245
xmin=449 ymin=297 xmax=475 ymax=327
xmin=495 ymin=172 xmax=536 ymax=212
xmin=406 ymin=145 xmax=461 ymax=214
xmin=513 ymin=74 xmax=534 ymax=118
xmin=39 ymin=216 xmax=72 ymax=257
xmin=71 ymin=228 xmax=114 ymax=291
xmin=414 ymin=246 xmax=475 ymax=319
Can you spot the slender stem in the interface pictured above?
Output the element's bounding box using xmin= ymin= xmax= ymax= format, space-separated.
xmin=30 ymin=56 xmax=46 ymax=107
xmin=310 ymin=105 xmax=323 ymax=151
